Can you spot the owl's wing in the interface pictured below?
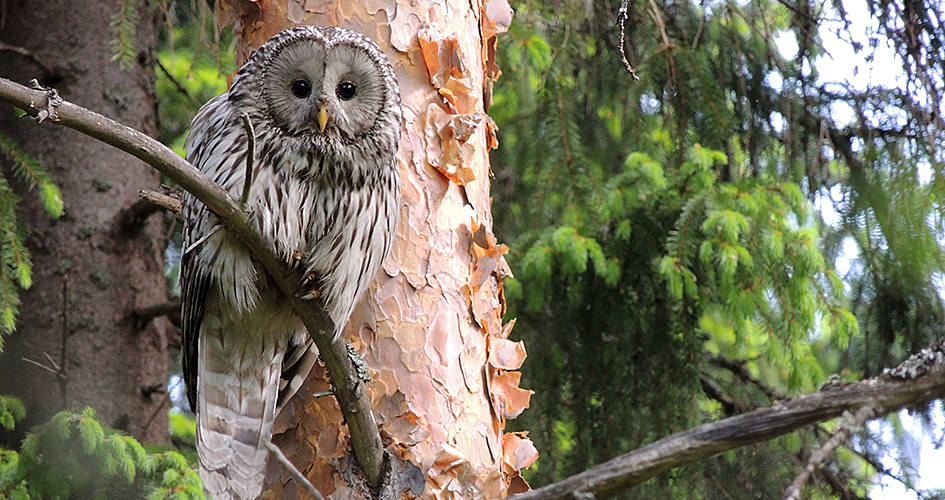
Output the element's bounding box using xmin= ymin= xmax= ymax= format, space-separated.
xmin=180 ymin=94 xmax=231 ymax=411
xmin=179 ymin=208 xmax=212 ymax=411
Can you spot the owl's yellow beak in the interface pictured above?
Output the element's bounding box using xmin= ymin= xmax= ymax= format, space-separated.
xmin=317 ymin=104 xmax=329 ymax=133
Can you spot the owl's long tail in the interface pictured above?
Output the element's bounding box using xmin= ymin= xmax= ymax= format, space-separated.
xmin=196 ymin=306 xmax=285 ymax=500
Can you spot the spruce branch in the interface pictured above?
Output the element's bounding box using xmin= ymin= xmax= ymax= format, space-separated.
xmin=0 ymin=130 xmax=62 ymax=339
xmin=0 ymin=76 xmax=386 ymax=487
xmin=0 ymin=130 xmax=63 ymax=218
xmin=0 ymin=174 xmax=29 ymax=341
xmin=110 ymin=0 xmax=139 ymax=70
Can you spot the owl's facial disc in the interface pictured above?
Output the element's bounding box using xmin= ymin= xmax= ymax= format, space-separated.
xmin=262 ymin=36 xmax=388 ymax=140
xmin=262 ymin=37 xmax=329 ymax=135
xmin=319 ymin=42 xmax=388 ymax=138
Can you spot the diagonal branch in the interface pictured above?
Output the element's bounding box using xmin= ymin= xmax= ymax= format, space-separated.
xmin=509 ymin=341 xmax=945 ymax=500
xmin=0 ymin=76 xmax=385 ymax=487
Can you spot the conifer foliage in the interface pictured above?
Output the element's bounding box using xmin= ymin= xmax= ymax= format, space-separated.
xmin=0 ymin=132 xmax=62 ymax=346
xmin=491 ymin=0 xmax=945 ymax=497
xmin=0 ymin=404 xmax=203 ymax=499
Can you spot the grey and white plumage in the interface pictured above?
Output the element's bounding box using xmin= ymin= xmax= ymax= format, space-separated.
xmin=180 ymin=26 xmax=401 ymax=500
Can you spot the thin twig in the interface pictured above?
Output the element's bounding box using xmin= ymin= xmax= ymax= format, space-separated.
xmin=154 ymin=57 xmax=202 ymax=110
xmin=0 ymin=41 xmax=54 ymax=76
xmin=21 ymin=356 xmax=59 ymax=375
xmin=264 ymin=441 xmax=325 ymax=500
xmin=143 ymin=396 xmax=169 ymax=436
xmin=692 ymin=0 xmax=706 ymax=49
xmin=61 ymin=271 xmax=69 ymax=401
xmin=240 ymin=113 xmax=255 ymax=208
xmin=783 ymin=405 xmax=878 ymax=500
xmin=616 ymin=0 xmax=640 ymax=81
xmin=138 ymin=188 xmax=183 ymax=214
xmin=42 ymin=351 xmax=60 ymax=371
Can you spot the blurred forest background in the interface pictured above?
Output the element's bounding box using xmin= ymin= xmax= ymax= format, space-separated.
xmin=491 ymin=0 xmax=945 ymax=497
xmin=1 ymin=0 xmax=944 ymax=498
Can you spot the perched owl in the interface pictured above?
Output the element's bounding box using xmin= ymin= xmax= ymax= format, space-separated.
xmin=180 ymin=26 xmax=401 ymax=500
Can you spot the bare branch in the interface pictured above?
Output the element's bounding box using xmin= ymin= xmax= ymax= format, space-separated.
xmin=21 ymin=356 xmax=59 ymax=375
xmin=59 ymin=277 xmax=69 ymax=408
xmin=615 ymin=0 xmax=640 ymax=81
xmin=0 ymin=76 xmax=385 ymax=486
xmin=510 ymin=342 xmax=945 ymax=500
xmin=138 ymin=188 xmax=183 ymax=214
xmin=0 ymin=42 xmax=55 ymax=76
xmin=784 ymin=405 xmax=878 ymax=500
xmin=265 ymin=441 xmax=326 ymax=500
xmin=132 ymin=299 xmax=181 ymax=329
xmin=154 ymin=57 xmax=201 ymax=110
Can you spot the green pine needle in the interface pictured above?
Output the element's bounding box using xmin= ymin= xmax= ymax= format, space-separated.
xmin=110 ymin=0 xmax=139 ymax=70
xmin=3 ymin=407 xmax=206 ymax=498
xmin=0 ymin=133 xmax=64 ymax=345
xmin=0 ymin=132 xmax=63 ymax=218
xmin=0 ymin=395 xmax=25 ymax=431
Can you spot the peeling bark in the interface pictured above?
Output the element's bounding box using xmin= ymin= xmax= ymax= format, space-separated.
xmin=211 ymin=1 xmax=533 ymax=499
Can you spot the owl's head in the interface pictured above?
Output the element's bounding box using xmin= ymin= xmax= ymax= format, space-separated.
xmin=233 ymin=26 xmax=401 ymax=143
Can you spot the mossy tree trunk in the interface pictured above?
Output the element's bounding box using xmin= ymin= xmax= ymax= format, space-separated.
xmin=0 ymin=0 xmax=171 ymax=444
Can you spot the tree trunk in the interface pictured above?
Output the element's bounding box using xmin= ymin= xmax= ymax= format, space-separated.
xmin=0 ymin=0 xmax=170 ymax=444
xmin=212 ymin=1 xmax=535 ymax=498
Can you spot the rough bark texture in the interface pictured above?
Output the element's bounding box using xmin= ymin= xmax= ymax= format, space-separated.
xmin=209 ymin=1 xmax=535 ymax=498
xmin=0 ymin=0 xmax=170 ymax=444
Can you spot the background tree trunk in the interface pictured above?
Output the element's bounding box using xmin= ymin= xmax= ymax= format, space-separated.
xmin=211 ymin=1 xmax=535 ymax=498
xmin=0 ymin=0 xmax=170 ymax=444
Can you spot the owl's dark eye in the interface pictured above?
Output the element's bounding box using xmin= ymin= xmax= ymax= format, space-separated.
xmin=337 ymin=81 xmax=357 ymax=101
xmin=291 ymin=80 xmax=312 ymax=99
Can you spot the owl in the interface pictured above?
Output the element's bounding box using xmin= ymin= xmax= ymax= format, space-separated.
xmin=179 ymin=26 xmax=401 ymax=500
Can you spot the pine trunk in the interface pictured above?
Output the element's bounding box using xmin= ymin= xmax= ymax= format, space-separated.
xmin=0 ymin=0 xmax=170 ymax=444
xmin=214 ymin=1 xmax=536 ymax=498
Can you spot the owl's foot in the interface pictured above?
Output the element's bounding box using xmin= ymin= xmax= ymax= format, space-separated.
xmin=294 ymin=271 xmax=323 ymax=300
xmin=290 ymin=251 xmax=323 ymax=299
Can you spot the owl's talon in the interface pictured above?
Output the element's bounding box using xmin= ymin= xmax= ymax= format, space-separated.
xmin=295 ymin=289 xmax=322 ymax=300
xmin=294 ymin=271 xmax=323 ymax=299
